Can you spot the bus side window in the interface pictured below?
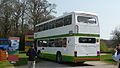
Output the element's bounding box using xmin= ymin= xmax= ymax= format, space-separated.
xmin=62 ymin=38 xmax=67 ymax=47
xmin=43 ymin=24 xmax=46 ymax=30
xmin=38 ymin=40 xmax=40 ymax=47
xmin=54 ymin=20 xmax=56 ymax=28
xmin=35 ymin=26 xmax=38 ymax=32
xmin=49 ymin=23 xmax=52 ymax=29
xmin=51 ymin=22 xmax=54 ymax=29
xmin=51 ymin=39 xmax=55 ymax=47
xmin=44 ymin=23 xmax=47 ymax=30
xmin=40 ymin=25 xmax=43 ymax=31
xmin=64 ymin=15 xmax=72 ymax=26
xmin=39 ymin=25 xmax=41 ymax=31
xmin=41 ymin=38 xmax=67 ymax=47
xmin=57 ymin=18 xmax=64 ymax=27
xmin=56 ymin=20 xmax=59 ymax=28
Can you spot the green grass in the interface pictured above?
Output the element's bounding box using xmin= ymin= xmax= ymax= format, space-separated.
xmin=0 ymin=53 xmax=41 ymax=68
xmin=13 ymin=53 xmax=28 ymax=66
xmin=100 ymin=54 xmax=117 ymax=65
xmin=0 ymin=61 xmax=13 ymax=68
xmin=14 ymin=53 xmax=41 ymax=66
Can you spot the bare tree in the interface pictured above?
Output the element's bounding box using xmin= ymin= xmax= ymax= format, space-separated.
xmin=111 ymin=26 xmax=120 ymax=45
xmin=26 ymin=0 xmax=56 ymax=31
xmin=0 ymin=0 xmax=14 ymax=38
xmin=11 ymin=0 xmax=23 ymax=36
xmin=11 ymin=0 xmax=28 ymax=36
xmin=0 ymin=0 xmax=56 ymax=38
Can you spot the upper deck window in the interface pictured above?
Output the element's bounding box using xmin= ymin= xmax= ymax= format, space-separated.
xmin=77 ymin=16 xmax=96 ymax=24
xmin=35 ymin=15 xmax=72 ymax=32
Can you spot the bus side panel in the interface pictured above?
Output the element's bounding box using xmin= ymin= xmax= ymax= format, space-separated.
xmin=62 ymin=36 xmax=75 ymax=62
xmin=41 ymin=52 xmax=56 ymax=61
xmin=37 ymin=37 xmax=75 ymax=62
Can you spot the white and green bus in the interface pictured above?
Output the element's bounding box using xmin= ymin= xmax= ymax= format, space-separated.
xmin=34 ymin=11 xmax=100 ymax=63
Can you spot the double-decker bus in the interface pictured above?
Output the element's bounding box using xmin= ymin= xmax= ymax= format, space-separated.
xmin=34 ymin=11 xmax=100 ymax=63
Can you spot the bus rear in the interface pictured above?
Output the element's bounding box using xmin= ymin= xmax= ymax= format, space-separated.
xmin=73 ymin=11 xmax=100 ymax=62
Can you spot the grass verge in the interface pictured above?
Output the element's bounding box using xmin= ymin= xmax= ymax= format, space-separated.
xmin=100 ymin=54 xmax=117 ymax=65
xmin=0 ymin=53 xmax=41 ymax=68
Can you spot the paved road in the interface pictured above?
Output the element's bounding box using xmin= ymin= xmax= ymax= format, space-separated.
xmin=15 ymin=60 xmax=117 ymax=68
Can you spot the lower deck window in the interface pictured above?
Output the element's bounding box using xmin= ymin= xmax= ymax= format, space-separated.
xmin=37 ymin=38 xmax=67 ymax=47
xmin=79 ymin=37 xmax=96 ymax=43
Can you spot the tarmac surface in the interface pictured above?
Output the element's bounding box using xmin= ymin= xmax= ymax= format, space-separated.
xmin=14 ymin=60 xmax=117 ymax=68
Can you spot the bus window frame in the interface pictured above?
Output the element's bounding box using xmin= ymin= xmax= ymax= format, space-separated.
xmin=75 ymin=14 xmax=99 ymax=26
xmin=35 ymin=14 xmax=73 ymax=32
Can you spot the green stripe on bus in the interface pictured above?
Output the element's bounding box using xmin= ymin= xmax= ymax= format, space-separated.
xmin=41 ymin=52 xmax=100 ymax=62
xmin=74 ymin=33 xmax=100 ymax=37
xmin=38 ymin=34 xmax=70 ymax=39
xmin=37 ymin=33 xmax=100 ymax=40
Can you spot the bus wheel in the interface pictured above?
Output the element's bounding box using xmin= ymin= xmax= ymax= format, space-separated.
xmin=56 ymin=53 xmax=62 ymax=63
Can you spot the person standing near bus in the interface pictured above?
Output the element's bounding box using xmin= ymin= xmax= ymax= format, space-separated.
xmin=26 ymin=46 xmax=38 ymax=68
xmin=112 ymin=44 xmax=120 ymax=68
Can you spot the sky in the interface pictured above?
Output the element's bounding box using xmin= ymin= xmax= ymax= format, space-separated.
xmin=47 ymin=0 xmax=120 ymax=40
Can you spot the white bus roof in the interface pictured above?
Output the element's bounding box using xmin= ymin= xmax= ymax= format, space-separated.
xmin=36 ymin=11 xmax=97 ymax=27
xmin=73 ymin=11 xmax=97 ymax=16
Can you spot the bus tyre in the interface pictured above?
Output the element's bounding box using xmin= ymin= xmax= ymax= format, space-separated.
xmin=56 ymin=53 xmax=62 ymax=63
